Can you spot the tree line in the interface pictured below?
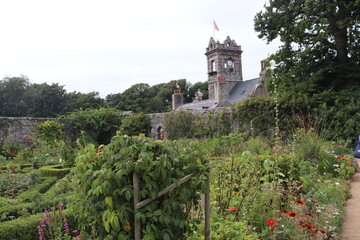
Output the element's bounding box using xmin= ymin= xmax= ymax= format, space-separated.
xmin=0 ymin=76 xmax=208 ymax=117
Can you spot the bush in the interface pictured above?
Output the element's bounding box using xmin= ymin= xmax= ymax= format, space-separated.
xmin=120 ymin=112 xmax=150 ymax=136
xmin=0 ymin=209 xmax=73 ymax=240
xmin=39 ymin=165 xmax=71 ymax=179
xmin=61 ymin=107 xmax=123 ymax=145
xmin=164 ymin=111 xmax=194 ymax=140
xmin=71 ymin=135 xmax=207 ymax=239
xmin=33 ymin=120 xmax=64 ymax=145
xmin=0 ymin=203 xmax=33 ymax=222
xmin=17 ymin=177 xmax=57 ymax=202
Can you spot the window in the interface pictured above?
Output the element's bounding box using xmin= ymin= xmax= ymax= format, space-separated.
xmin=211 ymin=60 xmax=216 ymax=72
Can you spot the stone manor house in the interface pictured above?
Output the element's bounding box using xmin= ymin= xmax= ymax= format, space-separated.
xmin=172 ymin=36 xmax=266 ymax=111
xmin=149 ymin=36 xmax=267 ymax=139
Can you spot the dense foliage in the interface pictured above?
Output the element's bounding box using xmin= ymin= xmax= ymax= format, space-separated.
xmin=0 ymin=76 xmax=105 ymax=117
xmin=106 ymin=80 xmax=208 ymax=114
xmin=164 ymin=111 xmax=232 ymax=140
xmin=71 ymin=135 xmax=207 ymax=239
xmin=255 ymin=0 xmax=360 ymax=94
xmin=235 ymin=90 xmax=360 ymax=142
xmin=60 ymin=107 xmax=123 ymax=145
xmin=120 ymin=113 xmax=151 ymax=136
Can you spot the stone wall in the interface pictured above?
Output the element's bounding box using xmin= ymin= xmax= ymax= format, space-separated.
xmin=0 ymin=117 xmax=53 ymax=146
xmin=0 ymin=107 xmax=238 ymax=145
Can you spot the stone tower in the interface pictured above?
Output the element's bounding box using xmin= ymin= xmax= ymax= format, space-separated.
xmin=205 ymin=36 xmax=243 ymax=106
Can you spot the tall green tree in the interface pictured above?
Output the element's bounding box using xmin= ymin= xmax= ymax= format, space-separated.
xmin=255 ymin=0 xmax=360 ymax=94
xmin=0 ymin=76 xmax=30 ymax=116
xmin=63 ymin=91 xmax=105 ymax=113
xmin=106 ymin=79 xmax=189 ymax=113
xmin=28 ymin=83 xmax=66 ymax=117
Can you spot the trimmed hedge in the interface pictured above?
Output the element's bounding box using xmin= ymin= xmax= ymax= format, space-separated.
xmin=17 ymin=177 xmax=57 ymax=202
xmin=0 ymin=197 xmax=17 ymax=207
xmin=0 ymin=209 xmax=72 ymax=240
xmin=0 ymin=203 xmax=33 ymax=222
xmin=39 ymin=165 xmax=72 ymax=179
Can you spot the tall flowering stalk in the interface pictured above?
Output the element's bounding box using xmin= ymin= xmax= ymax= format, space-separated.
xmin=37 ymin=203 xmax=81 ymax=240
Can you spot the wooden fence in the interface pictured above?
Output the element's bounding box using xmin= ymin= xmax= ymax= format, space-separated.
xmin=133 ymin=171 xmax=211 ymax=240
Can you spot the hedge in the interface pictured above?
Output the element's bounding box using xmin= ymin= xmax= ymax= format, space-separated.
xmin=0 ymin=197 xmax=17 ymax=207
xmin=0 ymin=209 xmax=72 ymax=240
xmin=17 ymin=177 xmax=57 ymax=202
xmin=39 ymin=165 xmax=72 ymax=179
xmin=0 ymin=203 xmax=33 ymax=222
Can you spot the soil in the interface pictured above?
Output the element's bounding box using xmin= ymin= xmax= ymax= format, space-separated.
xmin=341 ymin=158 xmax=360 ymax=240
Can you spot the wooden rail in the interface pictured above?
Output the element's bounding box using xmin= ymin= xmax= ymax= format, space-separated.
xmin=133 ymin=170 xmax=210 ymax=240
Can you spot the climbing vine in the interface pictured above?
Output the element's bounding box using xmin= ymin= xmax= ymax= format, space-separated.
xmin=71 ymin=135 xmax=207 ymax=239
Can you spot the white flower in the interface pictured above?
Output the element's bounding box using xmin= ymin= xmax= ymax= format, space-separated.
xmin=59 ymin=159 xmax=62 ymax=163
xmin=333 ymin=164 xmax=339 ymax=167
xmin=335 ymin=182 xmax=340 ymax=185
xmin=269 ymin=60 xmax=276 ymax=70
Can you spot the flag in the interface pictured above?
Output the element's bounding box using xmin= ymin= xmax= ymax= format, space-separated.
xmin=213 ymin=20 xmax=219 ymax=31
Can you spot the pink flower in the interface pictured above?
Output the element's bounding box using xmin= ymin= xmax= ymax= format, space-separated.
xmin=58 ymin=202 xmax=64 ymax=210
xmin=44 ymin=211 xmax=50 ymax=222
xmin=11 ymin=173 xmax=16 ymax=178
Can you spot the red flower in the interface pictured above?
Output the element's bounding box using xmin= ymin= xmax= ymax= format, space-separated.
xmin=267 ymin=219 xmax=276 ymax=228
xmin=11 ymin=173 xmax=16 ymax=178
xmin=293 ymin=199 xmax=306 ymax=205
xmin=11 ymin=151 xmax=15 ymax=156
xmin=229 ymin=207 xmax=237 ymax=212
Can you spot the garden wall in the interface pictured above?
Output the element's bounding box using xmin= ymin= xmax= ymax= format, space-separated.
xmin=0 ymin=107 xmax=238 ymax=144
xmin=0 ymin=117 xmax=53 ymax=146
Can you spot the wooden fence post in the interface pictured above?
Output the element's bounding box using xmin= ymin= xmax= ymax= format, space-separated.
xmin=205 ymin=167 xmax=211 ymax=240
xmin=133 ymin=172 xmax=141 ymax=240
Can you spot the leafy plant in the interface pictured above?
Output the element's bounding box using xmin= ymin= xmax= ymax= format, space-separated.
xmin=120 ymin=112 xmax=150 ymax=136
xmin=71 ymin=135 xmax=207 ymax=239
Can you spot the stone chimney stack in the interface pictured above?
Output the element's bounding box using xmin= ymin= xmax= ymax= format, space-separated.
xmin=214 ymin=80 xmax=230 ymax=107
xmin=172 ymin=89 xmax=183 ymax=111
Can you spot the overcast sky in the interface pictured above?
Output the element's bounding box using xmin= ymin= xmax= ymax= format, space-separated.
xmin=0 ymin=0 xmax=280 ymax=98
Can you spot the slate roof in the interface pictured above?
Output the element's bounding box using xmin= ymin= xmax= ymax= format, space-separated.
xmin=175 ymin=77 xmax=260 ymax=111
xmin=229 ymin=77 xmax=260 ymax=104
xmin=175 ymin=99 xmax=217 ymax=111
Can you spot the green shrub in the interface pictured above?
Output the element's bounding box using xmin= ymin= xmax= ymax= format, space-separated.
xmin=120 ymin=112 xmax=150 ymax=136
xmin=71 ymin=135 xmax=207 ymax=239
xmin=0 ymin=171 xmax=42 ymax=198
xmin=33 ymin=120 xmax=64 ymax=145
xmin=0 ymin=209 xmax=72 ymax=240
xmin=61 ymin=107 xmax=123 ymax=145
xmin=164 ymin=110 xmax=194 ymax=140
xmin=0 ymin=203 xmax=33 ymax=222
xmin=0 ymin=197 xmax=17 ymax=207
xmin=39 ymin=165 xmax=72 ymax=179
xmin=17 ymin=177 xmax=57 ymax=202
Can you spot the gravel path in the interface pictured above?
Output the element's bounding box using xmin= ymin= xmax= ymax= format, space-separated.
xmin=341 ymin=159 xmax=360 ymax=240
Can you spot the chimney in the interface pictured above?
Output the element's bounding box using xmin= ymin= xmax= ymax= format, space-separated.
xmin=172 ymin=89 xmax=183 ymax=111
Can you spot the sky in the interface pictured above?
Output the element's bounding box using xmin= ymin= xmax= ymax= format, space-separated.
xmin=0 ymin=0 xmax=280 ymax=98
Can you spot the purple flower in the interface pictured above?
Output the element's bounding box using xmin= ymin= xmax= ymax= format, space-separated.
xmin=44 ymin=211 xmax=50 ymax=222
xmin=58 ymin=202 xmax=64 ymax=210
xmin=63 ymin=218 xmax=69 ymax=232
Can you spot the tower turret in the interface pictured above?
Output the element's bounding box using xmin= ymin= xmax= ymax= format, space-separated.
xmin=205 ymin=36 xmax=243 ymax=106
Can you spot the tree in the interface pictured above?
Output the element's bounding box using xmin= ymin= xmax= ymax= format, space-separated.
xmin=255 ymin=0 xmax=360 ymax=94
xmin=186 ymin=81 xmax=208 ymax=103
xmin=0 ymin=76 xmax=30 ymax=116
xmin=63 ymin=91 xmax=105 ymax=113
xmin=106 ymin=79 xmax=190 ymax=113
xmin=28 ymin=83 xmax=66 ymax=117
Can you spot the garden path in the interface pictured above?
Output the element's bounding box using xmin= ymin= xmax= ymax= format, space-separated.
xmin=341 ymin=158 xmax=360 ymax=240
